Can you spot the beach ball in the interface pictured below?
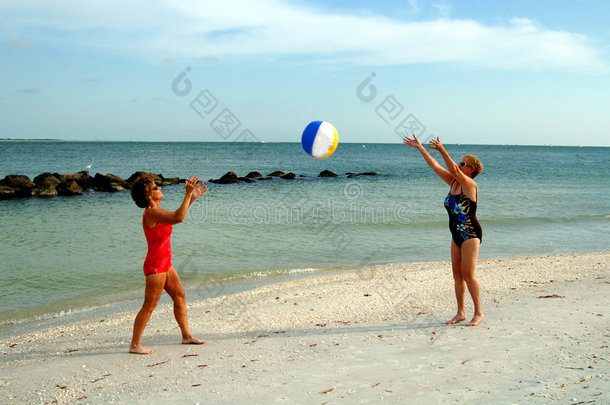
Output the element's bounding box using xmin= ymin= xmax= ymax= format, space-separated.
xmin=301 ymin=120 xmax=338 ymax=158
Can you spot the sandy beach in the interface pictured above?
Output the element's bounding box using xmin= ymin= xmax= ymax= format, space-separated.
xmin=1 ymin=253 xmax=608 ymax=404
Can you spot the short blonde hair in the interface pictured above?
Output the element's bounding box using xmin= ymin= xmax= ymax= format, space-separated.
xmin=462 ymin=155 xmax=483 ymax=178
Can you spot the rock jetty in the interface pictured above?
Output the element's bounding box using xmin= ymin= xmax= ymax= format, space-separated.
xmin=318 ymin=170 xmax=338 ymax=178
xmin=1 ymin=169 xmax=380 ymax=199
xmin=208 ymin=170 xmax=378 ymax=184
xmin=0 ymin=171 xmax=181 ymax=200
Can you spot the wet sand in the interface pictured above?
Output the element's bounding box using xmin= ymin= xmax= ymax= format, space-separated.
xmin=1 ymin=253 xmax=608 ymax=404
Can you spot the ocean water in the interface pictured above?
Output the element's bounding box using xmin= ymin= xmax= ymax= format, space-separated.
xmin=1 ymin=141 xmax=609 ymax=324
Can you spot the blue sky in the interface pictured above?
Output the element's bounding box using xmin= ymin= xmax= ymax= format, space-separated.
xmin=1 ymin=0 xmax=609 ymax=145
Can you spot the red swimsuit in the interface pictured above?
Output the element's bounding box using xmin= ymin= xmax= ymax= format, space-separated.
xmin=142 ymin=208 xmax=173 ymax=276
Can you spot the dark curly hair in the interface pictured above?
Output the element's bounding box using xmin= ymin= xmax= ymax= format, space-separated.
xmin=131 ymin=175 xmax=155 ymax=208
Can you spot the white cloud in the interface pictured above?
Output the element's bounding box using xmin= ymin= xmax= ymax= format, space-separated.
xmin=1 ymin=0 xmax=607 ymax=73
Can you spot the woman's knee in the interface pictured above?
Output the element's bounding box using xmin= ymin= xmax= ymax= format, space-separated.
xmin=452 ymin=271 xmax=464 ymax=282
xmin=461 ymin=272 xmax=478 ymax=284
xmin=141 ymin=299 xmax=159 ymax=313
xmin=169 ymin=286 xmax=186 ymax=303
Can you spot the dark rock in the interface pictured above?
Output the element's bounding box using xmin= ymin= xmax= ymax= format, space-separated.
xmin=280 ymin=172 xmax=296 ymax=180
xmin=346 ymin=173 xmax=356 ymax=178
xmin=57 ymin=180 xmax=83 ymax=196
xmin=34 ymin=172 xmax=59 ymax=184
xmin=1 ymin=174 xmax=34 ymax=187
xmin=33 ymin=173 xmax=61 ymax=197
xmin=125 ymin=171 xmax=179 ymax=187
xmin=58 ymin=171 xmax=93 ymax=190
xmin=245 ymin=171 xmax=263 ymax=179
xmin=160 ymin=176 xmax=180 ymax=186
xmin=239 ymin=177 xmax=256 ymax=183
xmin=0 ymin=186 xmax=16 ymax=199
xmin=93 ymin=173 xmax=129 ymax=192
xmin=126 ymin=172 xmax=162 ymax=186
xmin=357 ymin=172 xmax=378 ymax=176
xmin=258 ymin=177 xmax=272 ymax=181
xmin=318 ymin=170 xmax=338 ymax=178
xmin=267 ymin=171 xmax=285 ymax=177
xmin=0 ymin=175 xmax=35 ymax=197
xmin=209 ymin=171 xmax=241 ymax=184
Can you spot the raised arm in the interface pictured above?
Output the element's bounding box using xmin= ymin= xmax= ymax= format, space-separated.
xmin=403 ymin=135 xmax=454 ymax=185
xmin=428 ymin=138 xmax=477 ymax=192
xmin=147 ymin=176 xmax=206 ymax=226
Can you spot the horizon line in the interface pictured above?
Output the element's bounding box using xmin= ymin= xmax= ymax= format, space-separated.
xmin=0 ymin=139 xmax=608 ymax=148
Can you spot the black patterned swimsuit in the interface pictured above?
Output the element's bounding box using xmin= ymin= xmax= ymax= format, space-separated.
xmin=443 ymin=182 xmax=482 ymax=247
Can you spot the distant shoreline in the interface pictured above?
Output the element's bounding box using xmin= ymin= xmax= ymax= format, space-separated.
xmin=0 ymin=138 xmax=63 ymax=142
xmin=0 ymin=139 xmax=608 ymax=147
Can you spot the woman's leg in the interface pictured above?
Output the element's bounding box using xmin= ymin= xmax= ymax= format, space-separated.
xmin=130 ymin=273 xmax=167 ymax=354
xmin=164 ymin=266 xmax=205 ymax=344
xmin=446 ymin=240 xmax=467 ymax=324
xmin=460 ymin=238 xmax=484 ymax=326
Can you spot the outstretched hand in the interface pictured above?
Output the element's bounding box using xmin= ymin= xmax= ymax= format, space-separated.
xmin=428 ymin=137 xmax=445 ymax=152
xmin=191 ymin=182 xmax=207 ymax=200
xmin=185 ymin=175 xmax=207 ymax=199
xmin=402 ymin=134 xmax=423 ymax=149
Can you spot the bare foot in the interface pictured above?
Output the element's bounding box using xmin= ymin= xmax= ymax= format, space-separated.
xmin=445 ymin=314 xmax=467 ymax=325
xmin=466 ymin=314 xmax=484 ymax=326
xmin=182 ymin=337 xmax=205 ymax=345
xmin=129 ymin=345 xmax=153 ymax=355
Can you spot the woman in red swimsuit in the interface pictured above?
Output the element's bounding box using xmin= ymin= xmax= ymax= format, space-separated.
xmin=129 ymin=175 xmax=207 ymax=354
xmin=403 ymin=135 xmax=484 ymax=326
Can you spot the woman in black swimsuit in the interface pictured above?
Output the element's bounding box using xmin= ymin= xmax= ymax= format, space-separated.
xmin=403 ymin=135 xmax=484 ymax=326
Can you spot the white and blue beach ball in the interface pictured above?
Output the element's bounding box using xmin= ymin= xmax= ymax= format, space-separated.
xmin=301 ymin=120 xmax=338 ymax=159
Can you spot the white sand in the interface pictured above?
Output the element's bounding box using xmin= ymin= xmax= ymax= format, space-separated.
xmin=1 ymin=253 xmax=608 ymax=404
